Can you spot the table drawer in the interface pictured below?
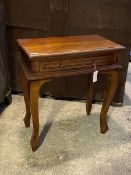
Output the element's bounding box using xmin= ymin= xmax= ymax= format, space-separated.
xmin=39 ymin=55 xmax=114 ymax=72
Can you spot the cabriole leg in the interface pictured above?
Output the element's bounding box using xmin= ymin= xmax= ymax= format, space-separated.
xmin=30 ymin=80 xmax=49 ymax=151
xmin=100 ymin=70 xmax=119 ymax=134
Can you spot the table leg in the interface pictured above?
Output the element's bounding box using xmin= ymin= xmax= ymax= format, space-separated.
xmin=20 ymin=69 xmax=31 ymax=128
xmin=30 ymin=80 xmax=49 ymax=151
xmin=86 ymin=73 xmax=93 ymax=115
xmin=100 ymin=70 xmax=119 ymax=134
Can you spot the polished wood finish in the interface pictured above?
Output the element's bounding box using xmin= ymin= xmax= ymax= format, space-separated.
xmin=18 ymin=35 xmax=124 ymax=151
xmin=17 ymin=35 xmax=124 ymax=59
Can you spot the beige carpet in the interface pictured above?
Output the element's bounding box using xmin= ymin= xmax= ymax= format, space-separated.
xmin=0 ymin=64 xmax=131 ymax=175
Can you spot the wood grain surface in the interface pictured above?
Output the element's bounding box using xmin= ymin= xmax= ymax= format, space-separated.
xmin=17 ymin=35 xmax=125 ymax=59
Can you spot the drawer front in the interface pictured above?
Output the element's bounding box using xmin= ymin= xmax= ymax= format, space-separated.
xmin=39 ymin=55 xmax=114 ymax=72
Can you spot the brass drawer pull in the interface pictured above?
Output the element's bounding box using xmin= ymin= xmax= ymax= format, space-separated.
xmin=59 ymin=64 xmax=64 ymax=68
xmin=43 ymin=64 xmax=47 ymax=69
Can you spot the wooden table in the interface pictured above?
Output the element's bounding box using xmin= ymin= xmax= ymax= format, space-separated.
xmin=17 ymin=35 xmax=125 ymax=151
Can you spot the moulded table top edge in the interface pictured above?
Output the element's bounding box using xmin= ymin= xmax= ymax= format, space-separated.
xmin=17 ymin=35 xmax=125 ymax=60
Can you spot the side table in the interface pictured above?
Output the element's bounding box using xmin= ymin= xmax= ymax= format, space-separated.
xmin=17 ymin=35 xmax=125 ymax=151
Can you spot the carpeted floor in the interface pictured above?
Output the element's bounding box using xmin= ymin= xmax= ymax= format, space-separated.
xmin=0 ymin=64 xmax=131 ymax=175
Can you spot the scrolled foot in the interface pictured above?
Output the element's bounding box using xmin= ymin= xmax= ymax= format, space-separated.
xmin=23 ymin=112 xmax=31 ymax=128
xmin=30 ymin=136 xmax=39 ymax=152
xmin=100 ymin=120 xmax=109 ymax=134
xmin=86 ymin=107 xmax=91 ymax=116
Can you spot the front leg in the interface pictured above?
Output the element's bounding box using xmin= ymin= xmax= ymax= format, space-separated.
xmin=30 ymin=80 xmax=49 ymax=151
xmin=100 ymin=70 xmax=119 ymax=134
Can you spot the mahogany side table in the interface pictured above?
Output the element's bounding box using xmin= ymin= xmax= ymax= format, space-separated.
xmin=17 ymin=35 xmax=125 ymax=151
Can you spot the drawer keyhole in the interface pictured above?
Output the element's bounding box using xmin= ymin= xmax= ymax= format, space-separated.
xmin=59 ymin=64 xmax=64 ymax=68
xmin=93 ymin=62 xmax=97 ymax=71
xmin=43 ymin=64 xmax=47 ymax=69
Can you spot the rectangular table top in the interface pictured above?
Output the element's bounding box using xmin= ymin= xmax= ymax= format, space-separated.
xmin=17 ymin=35 xmax=125 ymax=60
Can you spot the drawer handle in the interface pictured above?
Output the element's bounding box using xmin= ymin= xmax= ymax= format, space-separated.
xmin=43 ymin=64 xmax=47 ymax=69
xmin=42 ymin=63 xmax=65 ymax=70
xmin=93 ymin=62 xmax=97 ymax=71
xmin=59 ymin=64 xmax=64 ymax=68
